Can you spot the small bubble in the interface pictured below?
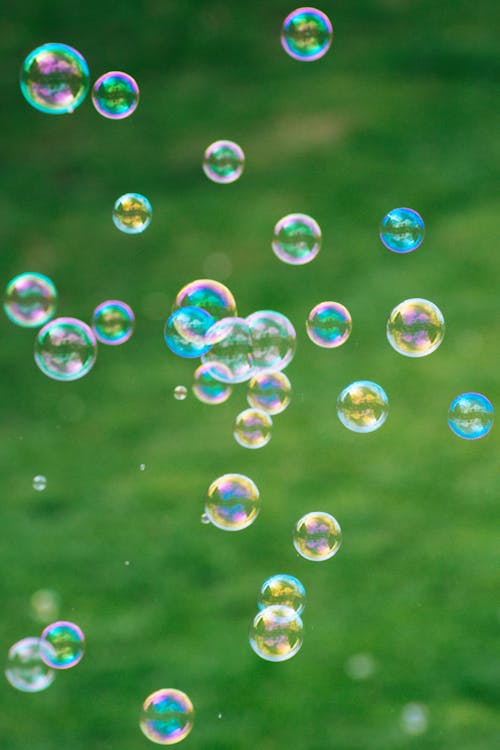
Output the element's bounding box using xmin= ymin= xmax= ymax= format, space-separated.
xmin=345 ymin=653 xmax=376 ymax=680
xmin=33 ymin=475 xmax=47 ymax=492
xmin=400 ymin=703 xmax=429 ymax=735
xmin=174 ymin=385 xmax=188 ymax=401
xmin=139 ymin=464 xmax=146 ymax=471
xmin=5 ymin=637 xmax=56 ymax=692
xmin=35 ymin=317 xmax=97 ymax=382
xmin=30 ymin=589 xmax=61 ymax=624
xmin=234 ymin=408 xmax=272 ymax=449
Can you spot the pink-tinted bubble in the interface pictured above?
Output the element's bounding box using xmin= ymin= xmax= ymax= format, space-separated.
xmin=92 ymin=71 xmax=139 ymax=119
xmin=4 ymin=272 xmax=57 ymax=327
xmin=140 ymin=689 xmax=194 ymax=745
xmin=20 ymin=43 xmax=89 ymax=114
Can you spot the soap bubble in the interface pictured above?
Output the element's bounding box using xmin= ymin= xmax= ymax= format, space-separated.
xmin=281 ymin=8 xmax=333 ymax=61
xmin=205 ymin=473 xmax=260 ymax=531
xmin=272 ymin=213 xmax=321 ymax=265
xmin=174 ymin=385 xmax=187 ymax=401
xmin=140 ymin=688 xmax=194 ymax=745
xmin=5 ymin=637 xmax=56 ymax=692
xmin=164 ymin=307 xmax=214 ymax=358
xmin=113 ymin=193 xmax=152 ymax=234
xmin=20 ymin=42 xmax=89 ymax=114
xmin=345 ymin=653 xmax=377 ymax=680
xmin=201 ymin=512 xmax=211 ymax=525
xmin=306 ymin=301 xmax=352 ymax=348
xmin=448 ymin=392 xmax=494 ymax=439
xmin=192 ymin=362 xmax=232 ymax=405
xmin=234 ymin=408 xmax=272 ymax=449
xmin=387 ymin=298 xmax=445 ymax=357
xmin=4 ymin=272 xmax=57 ymax=328
xmin=258 ymin=574 xmax=306 ymax=615
xmin=201 ymin=318 xmax=254 ymax=383
xmin=249 ymin=605 xmax=303 ymax=662
xmin=30 ymin=589 xmax=61 ymax=624
xmin=32 ymin=475 xmax=47 ymax=491
xmin=175 ymin=279 xmax=237 ymax=321
xmin=293 ymin=511 xmax=342 ymax=561
xmin=203 ymin=140 xmax=244 ymax=184
xmin=400 ymin=703 xmax=429 ymax=735
xmin=40 ymin=620 xmax=84 ymax=669
xmin=380 ymin=207 xmax=424 ymax=253
xmin=247 ymin=310 xmax=297 ymax=373
xmin=34 ymin=317 xmax=97 ymax=381
xmin=92 ymin=300 xmax=134 ymax=345
xmin=247 ymin=371 xmax=291 ymax=414
xmin=92 ymin=71 xmax=139 ymax=119
xmin=337 ymin=380 xmax=388 ymax=433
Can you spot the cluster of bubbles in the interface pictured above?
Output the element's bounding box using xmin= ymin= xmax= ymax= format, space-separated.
xmin=140 ymin=689 xmax=194 ymax=745
xmin=249 ymin=574 xmax=306 ymax=662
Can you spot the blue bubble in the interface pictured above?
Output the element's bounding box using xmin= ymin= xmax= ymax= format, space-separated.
xmin=448 ymin=392 xmax=494 ymax=440
xmin=380 ymin=207 xmax=424 ymax=253
xmin=164 ymin=306 xmax=214 ymax=358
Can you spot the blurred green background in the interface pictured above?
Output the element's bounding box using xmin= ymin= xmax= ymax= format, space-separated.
xmin=1 ymin=1 xmax=499 ymax=748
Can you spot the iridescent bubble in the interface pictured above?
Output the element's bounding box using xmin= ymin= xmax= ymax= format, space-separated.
xmin=258 ymin=574 xmax=306 ymax=615
xmin=400 ymin=703 xmax=429 ymax=735
xmin=448 ymin=392 xmax=494 ymax=440
xmin=380 ymin=207 xmax=424 ymax=253
xmin=30 ymin=589 xmax=61 ymax=624
xmin=92 ymin=300 xmax=134 ymax=345
xmin=205 ymin=473 xmax=260 ymax=531
xmin=234 ymin=408 xmax=272 ymax=449
xmin=272 ymin=213 xmax=321 ymax=265
xmin=34 ymin=317 xmax=97 ymax=381
xmin=5 ymin=637 xmax=56 ymax=692
xmin=140 ymin=688 xmax=194 ymax=745
xmin=4 ymin=272 xmax=57 ymax=328
xmin=247 ymin=310 xmax=297 ymax=373
xmin=20 ymin=43 xmax=89 ymax=114
xmin=32 ymin=475 xmax=47 ymax=491
xmin=203 ymin=140 xmax=244 ymax=184
xmin=387 ymin=298 xmax=445 ymax=357
xmin=337 ymin=380 xmax=388 ymax=433
xmin=40 ymin=620 xmax=85 ymax=669
xmin=192 ymin=362 xmax=232 ymax=405
xmin=281 ymin=8 xmax=333 ymax=62
xmin=174 ymin=279 xmax=237 ymax=321
xmin=247 ymin=371 xmax=291 ymax=415
xmin=174 ymin=385 xmax=187 ymax=401
xmin=306 ymin=301 xmax=352 ymax=348
xmin=92 ymin=71 xmax=139 ymax=119
xmin=201 ymin=317 xmax=253 ymax=383
xmin=293 ymin=511 xmax=342 ymax=561
xmin=113 ymin=193 xmax=152 ymax=234
xmin=164 ymin=307 xmax=214 ymax=358
xmin=249 ymin=605 xmax=303 ymax=662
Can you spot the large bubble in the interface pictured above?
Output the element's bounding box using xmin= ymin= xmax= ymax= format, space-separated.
xmin=380 ymin=207 xmax=424 ymax=253
xmin=113 ymin=193 xmax=152 ymax=234
xmin=293 ymin=511 xmax=342 ymax=561
xmin=387 ymin=298 xmax=445 ymax=357
xmin=337 ymin=380 xmax=389 ymax=433
xmin=201 ymin=317 xmax=254 ymax=383
xmin=247 ymin=310 xmax=297 ymax=373
xmin=4 ymin=272 xmax=57 ymax=328
xmin=92 ymin=71 xmax=139 ymax=119
xmin=281 ymin=8 xmax=333 ymax=61
xmin=249 ymin=605 xmax=304 ymax=662
xmin=306 ymin=301 xmax=352 ymax=348
xmin=140 ymin=688 xmax=194 ymax=745
xmin=40 ymin=620 xmax=84 ymax=669
xmin=272 ymin=213 xmax=321 ymax=265
xmin=234 ymin=408 xmax=272 ymax=449
xmin=448 ymin=392 xmax=494 ymax=439
xmin=34 ymin=317 xmax=97 ymax=381
xmin=92 ymin=300 xmax=135 ymax=345
xmin=174 ymin=279 xmax=237 ymax=321
xmin=247 ymin=371 xmax=291 ymax=414
xmin=258 ymin=574 xmax=306 ymax=615
xmin=20 ymin=43 xmax=89 ymax=114
xmin=164 ymin=307 xmax=214 ymax=358
xmin=205 ymin=473 xmax=260 ymax=531
xmin=203 ymin=140 xmax=245 ymax=184
xmin=5 ymin=637 xmax=56 ymax=692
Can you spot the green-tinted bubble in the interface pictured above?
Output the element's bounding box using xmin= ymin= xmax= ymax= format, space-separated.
xmin=32 ymin=475 xmax=47 ymax=491
xmin=201 ymin=317 xmax=254 ymax=383
xmin=92 ymin=300 xmax=135 ymax=345
xmin=281 ymin=8 xmax=333 ymax=61
xmin=272 ymin=213 xmax=321 ymax=265
xmin=249 ymin=605 xmax=304 ymax=662
xmin=258 ymin=574 xmax=306 ymax=615
xmin=92 ymin=71 xmax=139 ymax=119
xmin=205 ymin=473 xmax=260 ymax=531
xmin=247 ymin=371 xmax=291 ymax=414
xmin=174 ymin=279 xmax=237 ymax=321
xmin=192 ymin=362 xmax=232 ymax=404
xmin=40 ymin=621 xmax=84 ymax=669
xmin=306 ymin=301 xmax=352 ymax=348
xmin=234 ymin=408 xmax=272 ymax=449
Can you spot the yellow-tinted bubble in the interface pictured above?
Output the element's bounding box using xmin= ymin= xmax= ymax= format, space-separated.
xmin=337 ymin=380 xmax=389 ymax=433
xmin=293 ymin=511 xmax=342 ymax=561
xmin=247 ymin=371 xmax=291 ymax=414
xmin=205 ymin=473 xmax=260 ymax=531
xmin=258 ymin=574 xmax=306 ymax=615
xmin=174 ymin=385 xmax=187 ymax=401
xmin=386 ymin=298 xmax=445 ymax=357
xmin=249 ymin=605 xmax=304 ymax=662
xmin=113 ymin=193 xmax=152 ymax=234
xmin=233 ymin=408 xmax=272 ymax=449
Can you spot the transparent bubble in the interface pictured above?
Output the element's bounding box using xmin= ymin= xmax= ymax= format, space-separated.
xmin=258 ymin=574 xmax=306 ymax=615
xmin=272 ymin=213 xmax=321 ymax=265
xmin=32 ymin=475 xmax=47 ymax=491
xmin=164 ymin=307 xmax=215 ymax=358
xmin=200 ymin=512 xmax=211 ymax=525
xmin=387 ymin=298 xmax=445 ymax=357
xmin=92 ymin=300 xmax=135 ymax=345
xmin=249 ymin=605 xmax=304 ymax=662
xmin=306 ymin=301 xmax=352 ymax=348
xmin=234 ymin=408 xmax=272 ymax=449
xmin=174 ymin=385 xmax=187 ymax=401
xmin=201 ymin=317 xmax=254 ymax=383
xmin=5 ymin=637 xmax=56 ymax=692
xmin=140 ymin=688 xmax=194 ymax=745
xmin=30 ymin=589 xmax=61 ymax=624
xmin=34 ymin=317 xmax=97 ymax=381
xmin=174 ymin=279 xmax=237 ymax=321
xmin=192 ymin=362 xmax=232 ymax=405
xmin=41 ymin=620 xmax=85 ymax=669
xmin=281 ymin=8 xmax=333 ymax=61
xmin=337 ymin=380 xmax=388 ymax=433
xmin=113 ymin=193 xmax=152 ymax=234
xmin=293 ymin=511 xmax=342 ymax=561
xmin=92 ymin=71 xmax=139 ymax=119
xmin=205 ymin=473 xmax=260 ymax=531
xmin=380 ymin=207 xmax=424 ymax=253
xmin=344 ymin=653 xmax=377 ymax=680
xmin=247 ymin=371 xmax=291 ymax=415
xmin=20 ymin=43 xmax=89 ymax=114
xmin=4 ymin=272 xmax=57 ymax=328
xmin=203 ymin=140 xmax=244 ymax=184
xmin=448 ymin=392 xmax=494 ymax=440
xmin=400 ymin=703 xmax=429 ymax=735
xmin=247 ymin=310 xmax=297 ymax=373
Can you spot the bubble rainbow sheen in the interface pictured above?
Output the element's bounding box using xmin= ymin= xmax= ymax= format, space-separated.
xmin=164 ymin=306 xmax=214 ymax=358
xmin=337 ymin=380 xmax=389 ymax=433
xmin=258 ymin=574 xmax=306 ymax=615
xmin=92 ymin=71 xmax=139 ymax=119
xmin=40 ymin=620 xmax=84 ymax=669
xmin=247 ymin=310 xmax=297 ymax=373
xmin=234 ymin=408 xmax=273 ymax=449
xmin=201 ymin=317 xmax=254 ymax=383
xmin=387 ymin=298 xmax=445 ymax=357
xmin=203 ymin=140 xmax=245 ymax=184
xmin=4 ymin=272 xmax=57 ymax=328
xmin=140 ymin=688 xmax=194 ymax=745
xmin=293 ymin=511 xmax=342 ymax=561
xmin=34 ymin=317 xmax=98 ymax=381
xmin=192 ymin=362 xmax=233 ymax=404
xmin=448 ymin=392 xmax=494 ymax=440
xmin=205 ymin=473 xmax=260 ymax=531
xmin=281 ymin=8 xmax=333 ymax=62
xmin=113 ymin=193 xmax=152 ymax=234
xmin=92 ymin=300 xmax=135 ymax=345
xmin=173 ymin=385 xmax=187 ymax=401
xmin=380 ymin=207 xmax=424 ymax=253
xmin=174 ymin=279 xmax=237 ymax=321
xmin=20 ymin=43 xmax=89 ymax=114
xmin=272 ymin=213 xmax=322 ymax=265
xmin=247 ymin=371 xmax=291 ymax=414
xmin=5 ymin=637 xmax=56 ymax=692
xmin=306 ymin=301 xmax=352 ymax=348
xmin=249 ymin=605 xmax=304 ymax=662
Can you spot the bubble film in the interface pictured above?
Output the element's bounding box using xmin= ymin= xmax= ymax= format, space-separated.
xmin=140 ymin=688 xmax=194 ymax=745
xmin=174 ymin=279 xmax=237 ymax=321
xmin=203 ymin=140 xmax=245 ymax=184
xmin=380 ymin=207 xmax=424 ymax=253
xmin=272 ymin=213 xmax=321 ymax=265
xmin=387 ymin=298 xmax=445 ymax=357
xmin=174 ymin=385 xmax=187 ymax=401
xmin=201 ymin=317 xmax=254 ymax=383
xmin=92 ymin=71 xmax=139 ymax=119
xmin=192 ymin=362 xmax=232 ymax=405
xmin=337 ymin=380 xmax=388 ymax=433
xmin=306 ymin=301 xmax=352 ymax=348
xmin=258 ymin=574 xmax=306 ymax=615
xmin=448 ymin=392 xmax=494 ymax=439
xmin=281 ymin=8 xmax=333 ymax=61
xmin=4 ymin=272 xmax=57 ymax=328
xmin=249 ymin=605 xmax=304 ymax=662
xmin=205 ymin=473 xmax=260 ymax=531
xmin=92 ymin=300 xmax=135 ymax=345
xmin=20 ymin=43 xmax=89 ymax=114
xmin=113 ymin=193 xmax=152 ymax=234
xmin=40 ymin=621 xmax=85 ymax=669
xmin=247 ymin=310 xmax=297 ymax=373
xmin=234 ymin=408 xmax=272 ymax=449
xmin=5 ymin=637 xmax=56 ymax=692
xmin=34 ymin=317 xmax=97 ymax=381
xmin=33 ymin=475 xmax=47 ymax=491
xmin=247 ymin=371 xmax=291 ymax=415
xmin=293 ymin=511 xmax=342 ymax=561
xmin=164 ymin=307 xmax=214 ymax=358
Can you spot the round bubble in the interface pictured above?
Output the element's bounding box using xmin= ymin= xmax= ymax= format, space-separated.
xmin=200 ymin=511 xmax=211 ymax=525
xmin=380 ymin=207 xmax=424 ymax=253
xmin=281 ymin=8 xmax=333 ymax=61
xmin=30 ymin=589 xmax=61 ymax=624
xmin=34 ymin=317 xmax=97 ymax=381
xmin=113 ymin=193 xmax=152 ymax=234
xmin=4 ymin=272 xmax=57 ymax=328
xmin=306 ymin=301 xmax=352 ymax=348
xmin=164 ymin=307 xmax=214 ymax=358
xmin=345 ymin=653 xmax=377 ymax=681
xmin=192 ymin=362 xmax=232 ymax=405
xmin=258 ymin=574 xmax=306 ymax=615
xmin=203 ymin=140 xmax=244 ymax=184
xmin=174 ymin=385 xmax=187 ymax=401
xmin=41 ymin=621 xmax=85 ymax=669
xmin=92 ymin=71 xmax=139 ymax=119
xmin=247 ymin=371 xmax=291 ymax=415
xmin=205 ymin=473 xmax=260 ymax=531
xmin=272 ymin=213 xmax=321 ymax=265
xmin=33 ymin=475 xmax=47 ymax=491
xmin=92 ymin=300 xmax=134 ymax=345
xmin=234 ymin=408 xmax=272 ymax=449
xmin=249 ymin=605 xmax=303 ymax=662
xmin=5 ymin=637 xmax=56 ymax=692
xmin=448 ymin=392 xmax=493 ymax=440
xmin=20 ymin=43 xmax=89 ymax=114
xmin=174 ymin=279 xmax=237 ymax=321
xmin=140 ymin=688 xmax=194 ymax=745
xmin=400 ymin=703 xmax=429 ymax=735
xmin=387 ymin=298 xmax=445 ymax=357
xmin=201 ymin=318 xmax=253 ymax=383
xmin=247 ymin=310 xmax=297 ymax=373
xmin=293 ymin=511 xmax=342 ymax=561
xmin=337 ymin=380 xmax=388 ymax=433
